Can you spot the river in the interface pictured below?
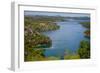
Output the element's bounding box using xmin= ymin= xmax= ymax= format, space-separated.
xmin=43 ymin=19 xmax=88 ymax=58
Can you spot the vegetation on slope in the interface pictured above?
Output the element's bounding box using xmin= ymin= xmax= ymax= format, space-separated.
xmin=78 ymin=40 xmax=90 ymax=59
xmin=80 ymin=22 xmax=90 ymax=38
xmin=24 ymin=15 xmax=61 ymax=61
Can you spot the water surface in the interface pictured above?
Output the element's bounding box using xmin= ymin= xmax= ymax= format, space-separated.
xmin=43 ymin=20 xmax=88 ymax=58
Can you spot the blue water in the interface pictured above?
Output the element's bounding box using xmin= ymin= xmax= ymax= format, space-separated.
xmin=43 ymin=20 xmax=88 ymax=58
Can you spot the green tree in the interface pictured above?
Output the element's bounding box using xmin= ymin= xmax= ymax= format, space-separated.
xmin=78 ymin=40 xmax=90 ymax=59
